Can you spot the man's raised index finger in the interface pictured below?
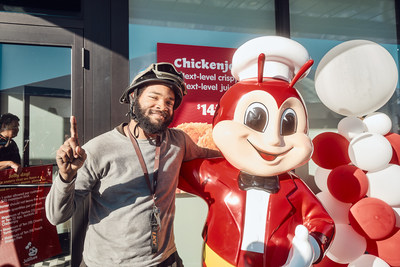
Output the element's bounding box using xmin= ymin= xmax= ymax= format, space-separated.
xmin=70 ymin=116 xmax=79 ymax=140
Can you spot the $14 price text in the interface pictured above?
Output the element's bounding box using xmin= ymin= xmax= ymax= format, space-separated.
xmin=197 ymin=104 xmax=218 ymax=116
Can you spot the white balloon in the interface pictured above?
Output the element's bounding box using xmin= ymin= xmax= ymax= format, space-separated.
xmin=314 ymin=166 xmax=331 ymax=192
xmin=327 ymin=223 xmax=367 ymax=264
xmin=338 ymin=116 xmax=366 ymax=140
xmin=367 ymin=164 xmax=400 ymax=206
xmin=348 ymin=132 xmax=393 ymax=172
xmin=316 ymin=191 xmax=351 ymax=224
xmin=348 ymin=254 xmax=390 ymax=267
xmin=315 ymin=40 xmax=398 ymax=117
xmin=363 ymin=112 xmax=393 ymax=136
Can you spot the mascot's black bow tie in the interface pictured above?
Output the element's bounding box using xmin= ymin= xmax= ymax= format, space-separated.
xmin=238 ymin=172 xmax=280 ymax=193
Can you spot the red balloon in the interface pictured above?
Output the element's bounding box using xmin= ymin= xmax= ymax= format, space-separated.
xmin=385 ymin=132 xmax=400 ymax=165
xmin=313 ymin=256 xmax=347 ymax=267
xmin=366 ymin=227 xmax=400 ymax=267
xmin=349 ymin=197 xmax=396 ymax=241
xmin=327 ymin=165 xmax=368 ymax=203
xmin=390 ymin=150 xmax=399 ymax=165
xmin=312 ymin=132 xmax=351 ymax=169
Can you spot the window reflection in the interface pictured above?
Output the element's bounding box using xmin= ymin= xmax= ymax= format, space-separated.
xmin=0 ymin=43 xmax=71 ymax=167
xmin=129 ymin=0 xmax=276 ymax=80
xmin=289 ymin=0 xmax=399 ymax=176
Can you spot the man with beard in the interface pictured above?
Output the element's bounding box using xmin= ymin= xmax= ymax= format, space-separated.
xmin=46 ymin=63 xmax=220 ymax=267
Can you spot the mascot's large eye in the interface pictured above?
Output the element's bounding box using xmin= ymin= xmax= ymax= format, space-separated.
xmin=244 ymin=102 xmax=268 ymax=132
xmin=280 ymin=108 xmax=297 ymax=136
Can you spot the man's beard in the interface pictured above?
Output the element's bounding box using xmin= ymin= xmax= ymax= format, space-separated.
xmin=133 ymin=101 xmax=174 ymax=135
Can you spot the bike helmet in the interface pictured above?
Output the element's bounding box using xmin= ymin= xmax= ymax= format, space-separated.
xmin=120 ymin=62 xmax=187 ymax=110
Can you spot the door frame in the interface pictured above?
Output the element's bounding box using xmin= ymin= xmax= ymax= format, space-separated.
xmin=0 ymin=16 xmax=84 ymax=265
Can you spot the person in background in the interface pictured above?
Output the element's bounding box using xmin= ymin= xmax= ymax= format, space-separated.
xmin=0 ymin=113 xmax=22 ymax=174
xmin=45 ymin=62 xmax=220 ymax=267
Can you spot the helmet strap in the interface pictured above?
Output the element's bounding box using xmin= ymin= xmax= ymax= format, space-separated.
xmin=133 ymin=123 xmax=141 ymax=138
xmin=127 ymin=90 xmax=141 ymax=138
xmin=128 ymin=90 xmax=138 ymax=120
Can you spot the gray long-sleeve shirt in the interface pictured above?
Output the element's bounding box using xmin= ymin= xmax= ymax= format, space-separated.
xmin=45 ymin=123 xmax=220 ymax=266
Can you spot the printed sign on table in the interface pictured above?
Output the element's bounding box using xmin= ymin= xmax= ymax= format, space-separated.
xmin=0 ymin=165 xmax=61 ymax=266
xmin=157 ymin=43 xmax=237 ymax=127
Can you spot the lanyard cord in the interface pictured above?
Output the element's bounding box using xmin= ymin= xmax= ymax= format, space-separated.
xmin=124 ymin=124 xmax=161 ymax=196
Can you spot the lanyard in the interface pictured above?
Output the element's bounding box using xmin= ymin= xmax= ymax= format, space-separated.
xmin=124 ymin=125 xmax=161 ymax=196
xmin=124 ymin=124 xmax=161 ymax=253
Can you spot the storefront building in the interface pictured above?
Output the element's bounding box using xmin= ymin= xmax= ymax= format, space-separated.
xmin=0 ymin=0 xmax=398 ymax=266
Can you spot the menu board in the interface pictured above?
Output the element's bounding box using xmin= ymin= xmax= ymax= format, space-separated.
xmin=0 ymin=165 xmax=61 ymax=266
xmin=157 ymin=43 xmax=237 ymax=127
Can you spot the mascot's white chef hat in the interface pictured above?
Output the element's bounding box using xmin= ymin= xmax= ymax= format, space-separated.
xmin=231 ymin=36 xmax=311 ymax=83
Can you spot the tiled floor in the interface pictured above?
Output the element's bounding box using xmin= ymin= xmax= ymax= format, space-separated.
xmin=30 ymin=255 xmax=71 ymax=267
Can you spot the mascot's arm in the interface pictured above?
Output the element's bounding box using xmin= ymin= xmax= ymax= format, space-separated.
xmin=178 ymin=158 xmax=207 ymax=197
xmin=288 ymin=178 xmax=335 ymax=264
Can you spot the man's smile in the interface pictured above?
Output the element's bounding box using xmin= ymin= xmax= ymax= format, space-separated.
xmin=149 ymin=109 xmax=169 ymax=120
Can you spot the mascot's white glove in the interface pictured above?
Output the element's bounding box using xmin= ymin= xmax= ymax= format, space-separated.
xmin=282 ymin=225 xmax=320 ymax=267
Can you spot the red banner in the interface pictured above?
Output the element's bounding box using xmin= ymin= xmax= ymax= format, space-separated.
xmin=0 ymin=165 xmax=61 ymax=266
xmin=157 ymin=43 xmax=237 ymax=127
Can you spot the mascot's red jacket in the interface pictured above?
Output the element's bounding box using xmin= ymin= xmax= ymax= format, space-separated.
xmin=179 ymin=159 xmax=334 ymax=267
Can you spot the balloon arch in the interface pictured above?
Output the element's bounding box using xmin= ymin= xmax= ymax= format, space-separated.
xmin=312 ymin=40 xmax=400 ymax=267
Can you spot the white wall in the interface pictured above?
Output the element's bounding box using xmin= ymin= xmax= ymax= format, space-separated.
xmin=174 ymin=194 xmax=208 ymax=267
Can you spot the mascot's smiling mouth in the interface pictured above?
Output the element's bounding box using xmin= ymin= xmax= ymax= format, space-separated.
xmin=247 ymin=140 xmax=291 ymax=161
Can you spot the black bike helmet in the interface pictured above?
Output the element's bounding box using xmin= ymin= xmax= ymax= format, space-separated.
xmin=120 ymin=62 xmax=187 ymax=110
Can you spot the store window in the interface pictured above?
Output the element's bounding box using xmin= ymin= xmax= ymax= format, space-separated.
xmin=288 ymin=0 xmax=399 ymax=177
xmin=289 ymin=0 xmax=399 ymax=134
xmin=0 ymin=43 xmax=71 ymax=265
xmin=129 ymin=0 xmax=275 ymax=79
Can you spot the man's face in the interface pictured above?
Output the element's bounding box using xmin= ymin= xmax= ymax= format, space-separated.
xmin=1 ymin=120 xmax=19 ymax=138
xmin=134 ymin=84 xmax=175 ymax=135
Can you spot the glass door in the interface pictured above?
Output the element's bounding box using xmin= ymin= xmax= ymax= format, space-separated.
xmin=0 ymin=23 xmax=83 ymax=266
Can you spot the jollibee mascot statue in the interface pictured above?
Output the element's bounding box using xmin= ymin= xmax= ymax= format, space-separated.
xmin=179 ymin=36 xmax=335 ymax=267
